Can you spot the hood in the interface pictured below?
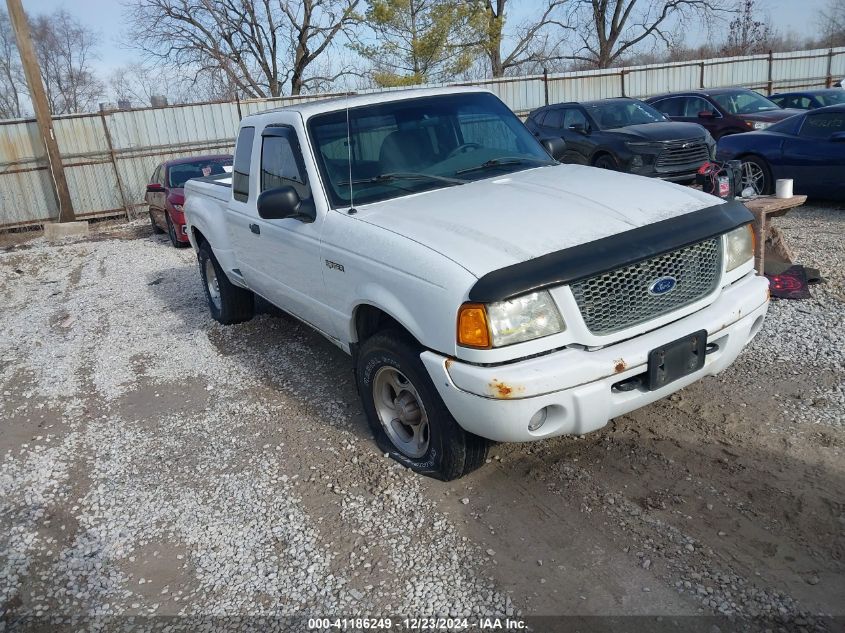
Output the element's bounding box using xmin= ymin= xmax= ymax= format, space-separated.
xmin=740 ymin=108 xmax=803 ymax=122
xmin=355 ymin=164 xmax=722 ymax=278
xmin=614 ymin=122 xmax=708 ymax=142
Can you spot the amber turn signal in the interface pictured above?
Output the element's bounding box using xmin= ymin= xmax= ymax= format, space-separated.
xmin=457 ymin=303 xmax=491 ymax=349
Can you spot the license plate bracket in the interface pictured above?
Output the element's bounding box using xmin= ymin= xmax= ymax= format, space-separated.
xmin=647 ymin=329 xmax=708 ymax=391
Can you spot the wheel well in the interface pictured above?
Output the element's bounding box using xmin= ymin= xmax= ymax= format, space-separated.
xmin=591 ymin=151 xmax=614 ymax=166
xmin=192 ymin=227 xmax=208 ymax=248
xmin=353 ymin=304 xmax=413 ymax=345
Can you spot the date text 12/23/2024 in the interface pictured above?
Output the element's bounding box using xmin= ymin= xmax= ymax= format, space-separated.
xmin=308 ymin=617 xmax=527 ymax=630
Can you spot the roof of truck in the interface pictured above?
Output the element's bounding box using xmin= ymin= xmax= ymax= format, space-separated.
xmin=248 ymin=86 xmax=494 ymax=122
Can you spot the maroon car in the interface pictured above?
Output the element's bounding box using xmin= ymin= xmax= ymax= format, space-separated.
xmin=645 ymin=88 xmax=803 ymax=140
xmin=145 ymin=155 xmax=232 ymax=247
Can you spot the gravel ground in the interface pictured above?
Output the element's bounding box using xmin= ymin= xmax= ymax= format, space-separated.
xmin=0 ymin=203 xmax=843 ymax=632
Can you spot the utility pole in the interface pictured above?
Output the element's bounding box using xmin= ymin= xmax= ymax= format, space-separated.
xmin=6 ymin=0 xmax=75 ymax=222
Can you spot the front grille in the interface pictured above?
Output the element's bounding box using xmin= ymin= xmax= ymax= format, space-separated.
xmin=570 ymin=237 xmax=722 ymax=335
xmin=655 ymin=140 xmax=710 ymax=172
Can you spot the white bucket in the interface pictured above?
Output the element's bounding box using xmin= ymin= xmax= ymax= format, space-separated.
xmin=776 ymin=179 xmax=793 ymax=199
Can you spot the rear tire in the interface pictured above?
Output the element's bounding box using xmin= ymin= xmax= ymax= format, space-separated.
xmin=149 ymin=211 xmax=164 ymax=234
xmin=356 ymin=330 xmax=488 ymax=481
xmin=197 ymin=241 xmax=254 ymax=325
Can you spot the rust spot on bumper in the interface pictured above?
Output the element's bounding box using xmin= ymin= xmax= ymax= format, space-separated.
xmin=614 ymin=359 xmax=627 ymax=373
xmin=489 ymin=379 xmax=523 ymax=399
xmin=444 ymin=357 xmax=454 ymax=370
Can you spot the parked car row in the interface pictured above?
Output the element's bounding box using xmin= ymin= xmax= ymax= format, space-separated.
xmin=144 ymin=84 xmax=844 ymax=250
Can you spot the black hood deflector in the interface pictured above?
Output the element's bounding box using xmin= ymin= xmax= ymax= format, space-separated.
xmin=468 ymin=199 xmax=753 ymax=303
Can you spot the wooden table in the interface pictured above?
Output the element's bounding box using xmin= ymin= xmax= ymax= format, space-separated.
xmin=741 ymin=195 xmax=807 ymax=274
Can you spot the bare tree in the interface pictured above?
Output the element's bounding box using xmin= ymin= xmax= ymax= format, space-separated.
xmin=0 ymin=9 xmax=25 ymax=118
xmin=818 ymin=0 xmax=845 ymax=47
xmin=125 ymin=0 xmax=361 ymax=97
xmin=720 ymin=0 xmax=772 ymax=56
xmin=476 ymin=0 xmax=573 ymax=77
xmin=571 ymin=0 xmax=728 ymax=68
xmin=29 ymin=10 xmax=104 ymax=114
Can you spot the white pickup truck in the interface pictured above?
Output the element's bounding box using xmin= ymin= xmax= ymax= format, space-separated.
xmin=184 ymin=87 xmax=769 ymax=480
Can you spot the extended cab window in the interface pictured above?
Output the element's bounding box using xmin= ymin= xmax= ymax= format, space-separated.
xmin=261 ymin=126 xmax=310 ymax=200
xmin=233 ymin=126 xmax=255 ymax=203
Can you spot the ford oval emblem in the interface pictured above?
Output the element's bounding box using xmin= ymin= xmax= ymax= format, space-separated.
xmin=649 ymin=276 xmax=677 ymax=295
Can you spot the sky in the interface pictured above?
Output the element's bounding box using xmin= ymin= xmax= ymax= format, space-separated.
xmin=18 ymin=0 xmax=833 ymax=83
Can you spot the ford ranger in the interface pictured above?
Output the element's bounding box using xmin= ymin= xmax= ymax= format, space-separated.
xmin=183 ymin=87 xmax=769 ymax=481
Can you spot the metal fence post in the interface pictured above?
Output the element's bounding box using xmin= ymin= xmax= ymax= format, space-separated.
xmin=766 ymin=50 xmax=774 ymax=95
xmin=543 ymin=68 xmax=549 ymax=106
xmin=826 ymin=48 xmax=834 ymax=87
xmin=620 ymin=69 xmax=626 ymax=97
xmin=99 ymin=111 xmax=131 ymax=220
xmin=699 ymin=61 xmax=706 ymax=88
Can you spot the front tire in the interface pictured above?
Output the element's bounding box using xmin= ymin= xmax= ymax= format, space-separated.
xmin=593 ymin=154 xmax=618 ymax=170
xmin=740 ymin=156 xmax=773 ymax=195
xmin=197 ymin=241 xmax=254 ymax=325
xmin=356 ymin=331 xmax=488 ymax=480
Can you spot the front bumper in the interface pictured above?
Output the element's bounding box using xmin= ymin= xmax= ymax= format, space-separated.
xmin=421 ymin=273 xmax=769 ymax=443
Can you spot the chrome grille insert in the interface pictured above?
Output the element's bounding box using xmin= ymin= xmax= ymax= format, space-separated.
xmin=570 ymin=237 xmax=722 ymax=335
xmin=655 ymin=140 xmax=711 ymax=172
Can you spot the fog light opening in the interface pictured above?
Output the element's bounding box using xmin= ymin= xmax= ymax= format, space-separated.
xmin=748 ymin=314 xmax=765 ymax=342
xmin=528 ymin=407 xmax=549 ymax=432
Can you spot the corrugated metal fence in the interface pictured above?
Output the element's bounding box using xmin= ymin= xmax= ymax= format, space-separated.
xmin=2 ymin=45 xmax=843 ymax=229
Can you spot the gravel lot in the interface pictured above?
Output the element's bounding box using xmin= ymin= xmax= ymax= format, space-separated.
xmin=0 ymin=203 xmax=843 ymax=632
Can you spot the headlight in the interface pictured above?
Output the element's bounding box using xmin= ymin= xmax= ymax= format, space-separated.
xmin=457 ymin=291 xmax=565 ymax=349
xmin=750 ymin=121 xmax=770 ymax=130
xmin=629 ymin=155 xmax=644 ymax=171
xmin=725 ymin=225 xmax=754 ymax=271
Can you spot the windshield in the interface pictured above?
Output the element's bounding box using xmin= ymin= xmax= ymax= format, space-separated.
xmin=817 ymin=91 xmax=845 ymax=106
xmin=585 ymin=100 xmax=668 ymax=129
xmin=168 ymin=158 xmax=232 ymax=188
xmin=308 ymin=92 xmax=554 ymax=207
xmin=711 ymin=91 xmax=780 ymax=115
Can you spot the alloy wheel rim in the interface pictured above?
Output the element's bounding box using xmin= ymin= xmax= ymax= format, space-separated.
xmin=741 ymin=161 xmax=765 ymax=194
xmin=372 ymin=366 xmax=429 ymax=459
xmin=204 ymin=258 xmax=221 ymax=310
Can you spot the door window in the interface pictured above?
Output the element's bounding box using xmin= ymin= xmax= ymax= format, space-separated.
xmin=260 ymin=126 xmax=309 ymax=199
xmin=543 ymin=109 xmax=564 ymax=129
xmin=563 ymin=108 xmax=588 ymax=129
xmin=233 ymin=126 xmax=256 ymax=203
xmin=799 ymin=112 xmax=845 ymax=139
xmin=681 ymin=97 xmax=717 ymax=117
xmin=651 ymin=97 xmax=683 ymax=117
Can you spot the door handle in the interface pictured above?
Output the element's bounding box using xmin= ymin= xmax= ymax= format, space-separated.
xmin=249 ymin=223 xmax=260 ymax=235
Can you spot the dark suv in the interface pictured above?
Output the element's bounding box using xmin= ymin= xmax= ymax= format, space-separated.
xmin=525 ymin=98 xmax=714 ymax=182
xmin=645 ymin=88 xmax=803 ymax=139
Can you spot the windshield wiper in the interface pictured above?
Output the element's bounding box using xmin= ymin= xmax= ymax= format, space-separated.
xmin=339 ymin=172 xmax=466 ymax=187
xmin=455 ymin=156 xmax=553 ymax=176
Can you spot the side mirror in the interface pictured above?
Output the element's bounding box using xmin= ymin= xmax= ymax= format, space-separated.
xmin=256 ymin=186 xmax=315 ymax=222
xmin=569 ymin=123 xmax=587 ymax=134
xmin=146 ymin=183 xmax=164 ymax=193
xmin=540 ymin=137 xmax=567 ymax=161
xmin=698 ymin=110 xmax=716 ymax=119
xmin=830 ymin=131 xmax=845 ymax=143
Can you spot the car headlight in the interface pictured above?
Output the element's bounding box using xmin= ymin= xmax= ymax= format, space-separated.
xmin=750 ymin=121 xmax=770 ymax=130
xmin=457 ymin=291 xmax=565 ymax=349
xmin=725 ymin=224 xmax=754 ymax=271
xmin=629 ymin=155 xmax=644 ymax=171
